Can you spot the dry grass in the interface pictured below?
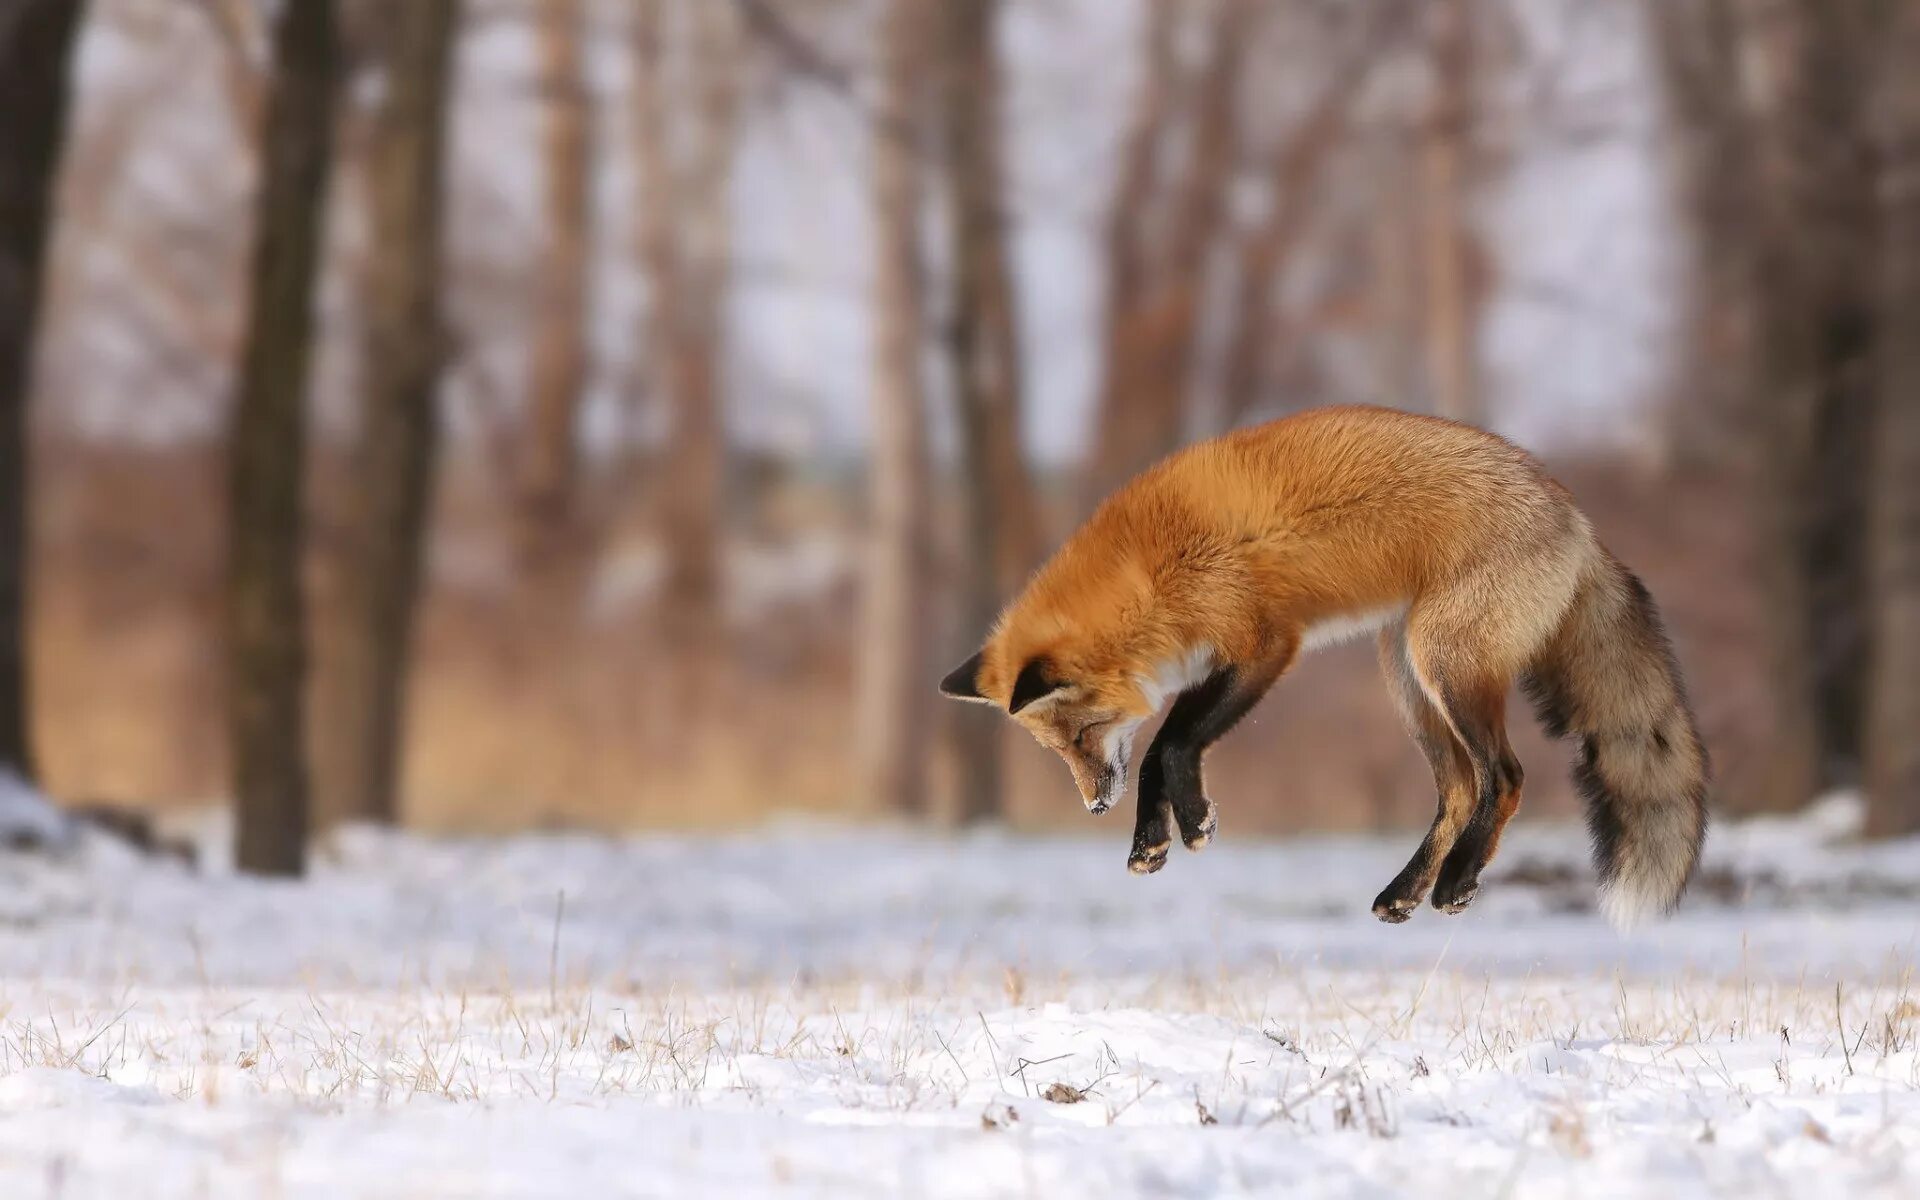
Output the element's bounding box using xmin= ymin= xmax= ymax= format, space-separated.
xmin=6 ymin=963 xmax=1917 ymax=1118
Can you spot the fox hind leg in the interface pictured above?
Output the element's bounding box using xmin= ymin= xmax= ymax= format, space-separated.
xmin=1430 ymin=720 xmax=1523 ymax=914
xmin=1411 ymin=526 xmax=1579 ymax=913
xmin=1371 ymin=625 xmax=1478 ymax=923
xmin=1416 ymin=671 xmax=1524 ymax=915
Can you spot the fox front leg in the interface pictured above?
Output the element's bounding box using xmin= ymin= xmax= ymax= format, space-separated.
xmin=1127 ymin=778 xmax=1175 ymax=875
xmin=1130 ymin=655 xmax=1291 ymax=871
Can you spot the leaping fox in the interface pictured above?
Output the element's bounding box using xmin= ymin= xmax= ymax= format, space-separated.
xmin=940 ymin=405 xmax=1707 ymax=927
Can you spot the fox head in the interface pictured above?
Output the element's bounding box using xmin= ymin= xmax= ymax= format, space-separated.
xmin=939 ymin=645 xmax=1173 ymax=815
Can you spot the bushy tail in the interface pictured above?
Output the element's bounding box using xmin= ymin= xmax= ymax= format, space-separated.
xmin=1522 ymin=552 xmax=1708 ymax=929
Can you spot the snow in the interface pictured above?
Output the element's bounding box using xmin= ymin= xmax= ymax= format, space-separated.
xmin=0 ymin=769 xmax=75 ymax=851
xmin=0 ymin=802 xmax=1918 ymax=1197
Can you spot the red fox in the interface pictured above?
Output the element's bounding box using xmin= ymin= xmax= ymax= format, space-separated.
xmin=940 ymin=406 xmax=1707 ymax=928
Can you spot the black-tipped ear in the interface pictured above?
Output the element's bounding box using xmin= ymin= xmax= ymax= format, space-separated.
xmin=1008 ymin=657 xmax=1066 ymax=714
xmin=940 ymin=651 xmax=990 ymax=702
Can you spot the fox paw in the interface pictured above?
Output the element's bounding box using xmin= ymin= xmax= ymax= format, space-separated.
xmin=1127 ymin=840 xmax=1169 ymax=875
xmin=1174 ymin=799 xmax=1217 ymax=851
xmin=1371 ymin=889 xmax=1419 ymax=924
xmin=1183 ymin=813 xmax=1215 ymax=851
xmin=1373 ymin=898 xmax=1418 ymax=924
xmin=1431 ymin=878 xmax=1479 ymax=915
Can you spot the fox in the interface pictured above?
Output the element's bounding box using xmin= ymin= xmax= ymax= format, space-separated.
xmin=939 ymin=405 xmax=1707 ymax=928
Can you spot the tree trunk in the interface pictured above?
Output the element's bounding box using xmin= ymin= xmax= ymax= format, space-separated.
xmin=939 ymin=0 xmax=1033 ymax=826
xmin=230 ymin=0 xmax=339 ymax=877
xmin=634 ymin=0 xmax=740 ymax=632
xmin=941 ymin=0 xmax=1037 ymax=591
xmin=1079 ymin=0 xmax=1187 ymax=508
xmin=1749 ymin=0 xmax=1880 ymax=812
xmin=0 ymin=0 xmax=86 ymax=783
xmin=1218 ymin=16 xmax=1391 ymax=427
xmin=1086 ymin=1 xmax=1254 ymax=507
xmin=1419 ymin=0 xmax=1482 ymax=426
xmin=858 ymin=0 xmax=934 ymax=817
xmin=314 ymin=0 xmax=457 ymax=829
xmin=1865 ymin=0 xmax=1920 ymax=836
xmin=1646 ymin=0 xmax=1761 ymax=471
xmin=520 ymin=0 xmax=591 ymax=557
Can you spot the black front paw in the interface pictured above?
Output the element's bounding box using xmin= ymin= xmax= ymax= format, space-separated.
xmin=1179 ymin=801 xmax=1216 ymax=851
xmin=1166 ymin=783 xmax=1216 ymax=851
xmin=1128 ymin=838 xmax=1169 ymax=875
xmin=1128 ymin=802 xmax=1174 ymax=875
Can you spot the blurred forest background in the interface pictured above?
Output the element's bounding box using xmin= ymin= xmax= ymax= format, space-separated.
xmin=1 ymin=0 xmax=1918 ymax=875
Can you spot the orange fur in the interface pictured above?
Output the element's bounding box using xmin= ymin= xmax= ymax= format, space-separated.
xmin=977 ymin=406 xmax=1585 ymax=708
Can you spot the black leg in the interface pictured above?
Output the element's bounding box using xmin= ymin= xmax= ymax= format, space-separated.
xmin=1127 ymin=788 xmax=1174 ymax=874
xmin=1425 ymin=690 xmax=1523 ymax=915
xmin=1372 ymin=810 xmax=1460 ymax=923
xmin=1431 ymin=749 xmax=1523 ymax=912
xmin=1140 ymin=661 xmax=1284 ymax=855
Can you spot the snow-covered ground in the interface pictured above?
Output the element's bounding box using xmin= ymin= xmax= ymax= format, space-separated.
xmin=1 ymin=796 xmax=1918 ymax=1197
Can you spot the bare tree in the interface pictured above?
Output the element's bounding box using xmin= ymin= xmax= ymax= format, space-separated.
xmin=938 ymin=0 xmax=1035 ymax=825
xmin=1418 ymin=0 xmax=1484 ymax=426
xmin=0 ymin=1 xmax=87 ymax=784
xmin=1084 ymin=0 xmax=1253 ymax=507
xmin=230 ymin=0 xmax=340 ymax=876
xmin=1747 ymin=0 xmax=1881 ymax=811
xmin=1646 ymin=0 xmax=1760 ymax=469
xmin=1217 ymin=11 xmax=1398 ymax=427
xmin=632 ymin=0 xmax=742 ymax=630
xmin=314 ymin=0 xmax=458 ymax=829
xmin=520 ymin=0 xmax=592 ymax=556
xmin=857 ymin=0 xmax=934 ymax=817
xmin=1865 ymin=0 xmax=1920 ymax=835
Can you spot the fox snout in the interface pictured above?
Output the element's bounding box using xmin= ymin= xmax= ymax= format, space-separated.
xmin=1080 ymin=760 xmax=1124 ymax=814
xmin=1066 ymin=724 xmax=1137 ymax=815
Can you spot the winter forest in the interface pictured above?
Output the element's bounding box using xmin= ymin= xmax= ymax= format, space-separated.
xmin=3 ymin=1 xmax=1920 ymax=1196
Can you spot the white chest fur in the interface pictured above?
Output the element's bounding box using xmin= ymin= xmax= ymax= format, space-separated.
xmin=1298 ymin=604 xmax=1407 ymax=654
xmin=1134 ymin=646 xmax=1217 ymax=713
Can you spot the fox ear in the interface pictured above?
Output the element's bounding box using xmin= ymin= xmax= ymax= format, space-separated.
xmin=939 ymin=651 xmax=992 ymax=703
xmin=1008 ymin=657 xmax=1066 ymax=714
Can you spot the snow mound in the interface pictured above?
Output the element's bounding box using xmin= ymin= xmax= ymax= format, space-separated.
xmin=0 ymin=770 xmax=75 ymax=851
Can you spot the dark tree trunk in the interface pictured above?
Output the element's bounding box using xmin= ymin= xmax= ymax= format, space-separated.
xmin=1419 ymin=0 xmax=1483 ymax=425
xmin=315 ymin=0 xmax=457 ymax=829
xmin=633 ymin=0 xmax=741 ymax=636
xmin=1749 ymin=0 xmax=1881 ymax=811
xmin=1217 ymin=15 xmax=1390 ymax=427
xmin=858 ymin=0 xmax=935 ymax=818
xmin=520 ymin=0 xmax=591 ymax=560
xmin=1083 ymin=1 xmax=1250 ymax=509
xmin=230 ymin=0 xmax=339 ymax=876
xmin=0 ymin=0 xmax=87 ymax=783
xmin=1865 ymin=0 xmax=1920 ymax=835
xmin=939 ymin=0 xmax=1033 ymax=826
xmin=1646 ymin=0 xmax=1761 ymax=471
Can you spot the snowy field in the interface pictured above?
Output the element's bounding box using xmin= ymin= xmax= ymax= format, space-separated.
xmin=0 ymin=794 xmax=1918 ymax=1198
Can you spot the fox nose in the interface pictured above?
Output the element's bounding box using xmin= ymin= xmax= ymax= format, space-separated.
xmin=1082 ymin=762 xmax=1122 ymax=815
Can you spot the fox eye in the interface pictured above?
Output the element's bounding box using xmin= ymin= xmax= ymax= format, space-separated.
xmin=1073 ymin=720 xmax=1109 ymax=751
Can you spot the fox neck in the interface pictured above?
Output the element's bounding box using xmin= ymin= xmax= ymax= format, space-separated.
xmin=1134 ymin=644 xmax=1217 ymax=714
